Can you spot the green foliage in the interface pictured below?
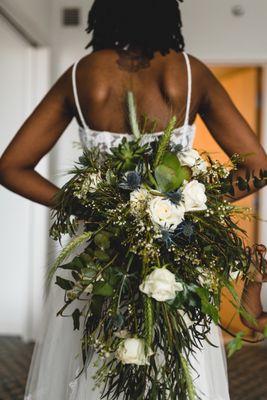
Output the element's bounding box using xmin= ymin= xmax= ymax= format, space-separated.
xmin=180 ymin=355 xmax=196 ymax=400
xmin=92 ymin=281 xmax=114 ymax=296
xmin=55 ymin=276 xmax=74 ymax=291
xmin=72 ymin=309 xmax=82 ymax=331
xmin=46 ymin=231 xmax=93 ymax=286
xmin=109 ymin=138 xmax=149 ymax=172
xmin=155 ymin=164 xmax=182 ymax=192
xmin=155 ymin=152 xmax=191 ymax=192
xmin=154 ymin=116 xmax=177 ymax=167
xmin=195 ymin=287 xmax=219 ymax=324
xmin=46 ymin=92 xmax=264 ymax=399
xmin=144 ymin=296 xmax=154 ymax=347
xmin=227 ymin=332 xmax=244 ymax=358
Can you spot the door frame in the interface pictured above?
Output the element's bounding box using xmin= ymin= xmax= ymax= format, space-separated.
xmin=203 ymin=58 xmax=267 ymax=248
xmin=259 ymin=68 xmax=267 ymax=247
xmin=0 ymin=4 xmax=51 ymax=341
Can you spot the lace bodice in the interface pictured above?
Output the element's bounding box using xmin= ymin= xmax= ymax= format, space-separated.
xmin=78 ymin=124 xmax=196 ymax=153
xmin=72 ymin=51 xmax=196 ymax=152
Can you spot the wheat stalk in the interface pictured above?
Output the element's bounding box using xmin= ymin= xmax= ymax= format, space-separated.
xmin=154 ymin=116 xmax=177 ymax=168
xmin=46 ymin=230 xmax=93 ymax=286
xmin=127 ymin=91 xmax=141 ymax=139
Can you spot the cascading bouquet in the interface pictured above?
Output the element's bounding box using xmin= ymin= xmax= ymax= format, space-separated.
xmin=48 ymin=92 xmax=266 ymax=399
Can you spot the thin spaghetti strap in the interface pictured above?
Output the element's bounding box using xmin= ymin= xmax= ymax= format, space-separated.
xmin=182 ymin=51 xmax=192 ymax=126
xmin=72 ymin=61 xmax=89 ymax=131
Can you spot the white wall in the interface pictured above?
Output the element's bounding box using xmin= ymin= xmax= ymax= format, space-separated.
xmin=0 ymin=0 xmax=51 ymax=44
xmin=0 ymin=2 xmax=51 ymax=340
xmin=0 ymin=16 xmax=50 ymax=339
xmin=181 ymin=0 xmax=267 ymax=63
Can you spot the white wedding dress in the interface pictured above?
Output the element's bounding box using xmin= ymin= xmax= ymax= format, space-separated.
xmin=25 ymin=51 xmax=265 ymax=400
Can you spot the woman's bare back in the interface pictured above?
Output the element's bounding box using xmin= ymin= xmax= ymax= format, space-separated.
xmin=67 ymin=49 xmax=201 ymax=133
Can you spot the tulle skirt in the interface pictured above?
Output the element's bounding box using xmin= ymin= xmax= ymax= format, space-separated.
xmin=24 ymin=275 xmax=230 ymax=400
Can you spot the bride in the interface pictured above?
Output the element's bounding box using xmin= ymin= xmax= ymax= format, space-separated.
xmin=0 ymin=0 xmax=266 ymax=399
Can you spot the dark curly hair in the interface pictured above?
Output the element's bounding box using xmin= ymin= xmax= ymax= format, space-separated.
xmin=86 ymin=0 xmax=185 ymax=59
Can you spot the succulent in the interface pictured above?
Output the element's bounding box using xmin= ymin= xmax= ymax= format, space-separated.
xmin=109 ymin=138 xmax=149 ymax=172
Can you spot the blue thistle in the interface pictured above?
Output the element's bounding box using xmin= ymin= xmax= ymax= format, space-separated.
xmin=171 ymin=143 xmax=184 ymax=153
xmin=175 ymin=221 xmax=196 ymax=240
xmin=165 ymin=189 xmax=183 ymax=204
xmin=160 ymin=230 xmax=176 ymax=248
xmin=119 ymin=171 xmax=141 ymax=190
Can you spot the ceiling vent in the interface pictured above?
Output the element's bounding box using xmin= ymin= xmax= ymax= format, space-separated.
xmin=62 ymin=8 xmax=80 ymax=26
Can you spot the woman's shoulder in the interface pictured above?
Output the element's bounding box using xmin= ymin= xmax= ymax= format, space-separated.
xmin=186 ymin=53 xmax=215 ymax=81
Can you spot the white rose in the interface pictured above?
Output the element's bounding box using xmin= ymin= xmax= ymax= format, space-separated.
xmin=178 ymin=309 xmax=194 ymax=328
xmin=116 ymin=338 xmax=153 ymax=365
xmin=130 ymin=188 xmax=150 ymax=215
xmin=139 ymin=268 xmax=183 ymax=302
xmin=148 ymin=197 xmax=185 ymax=231
xmin=182 ymin=180 xmax=207 ymax=212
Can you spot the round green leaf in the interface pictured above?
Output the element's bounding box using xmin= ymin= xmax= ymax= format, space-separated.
xmin=161 ymin=152 xmax=181 ymax=171
xmin=93 ymin=282 xmax=114 ymax=296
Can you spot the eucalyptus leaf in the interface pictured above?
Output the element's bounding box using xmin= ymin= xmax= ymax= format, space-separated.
xmin=80 ymin=253 xmax=94 ymax=267
xmin=155 ymin=165 xmax=182 ymax=192
xmin=59 ymin=256 xmax=84 ymax=271
xmin=90 ymin=295 xmax=105 ymax=316
xmin=94 ymin=249 xmax=110 ymax=262
xmin=227 ymin=332 xmax=244 ymax=358
xmin=195 ymin=287 xmax=219 ymax=323
xmin=237 ymin=176 xmax=249 ymax=192
xmin=92 ymin=282 xmax=114 ymax=296
xmin=55 ymin=276 xmax=74 ymax=291
xmin=72 ymin=309 xmax=81 ymax=330
xmin=161 ymin=152 xmax=181 ymax=171
xmin=94 ymin=232 xmax=111 ymax=250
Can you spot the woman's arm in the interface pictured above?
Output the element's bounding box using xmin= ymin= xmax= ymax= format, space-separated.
xmin=0 ymin=68 xmax=74 ymax=207
xmin=196 ymin=58 xmax=267 ymax=201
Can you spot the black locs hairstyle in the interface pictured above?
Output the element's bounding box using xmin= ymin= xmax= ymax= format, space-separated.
xmin=86 ymin=0 xmax=185 ymax=59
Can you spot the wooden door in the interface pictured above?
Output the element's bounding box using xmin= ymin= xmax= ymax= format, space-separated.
xmin=194 ymin=67 xmax=261 ymax=338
